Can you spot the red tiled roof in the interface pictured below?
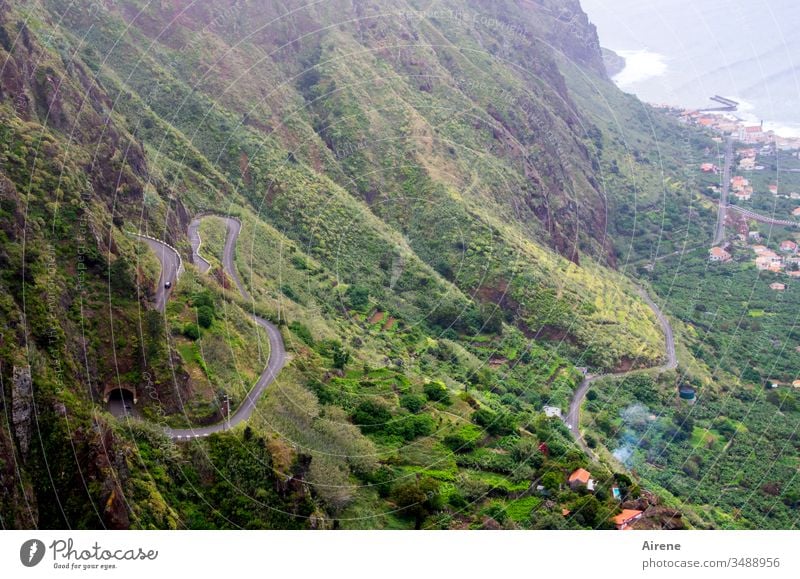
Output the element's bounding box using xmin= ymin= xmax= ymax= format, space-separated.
xmin=568 ymin=468 xmax=591 ymax=484
xmin=612 ymin=509 xmax=643 ymax=525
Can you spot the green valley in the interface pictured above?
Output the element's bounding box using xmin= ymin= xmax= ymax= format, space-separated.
xmin=0 ymin=0 xmax=797 ymax=531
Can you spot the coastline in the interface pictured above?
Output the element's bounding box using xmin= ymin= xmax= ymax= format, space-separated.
xmin=607 ymin=55 xmax=800 ymax=143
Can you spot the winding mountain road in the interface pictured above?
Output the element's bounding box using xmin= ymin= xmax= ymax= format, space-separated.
xmin=134 ymin=235 xmax=181 ymax=313
xmin=137 ymin=217 xmax=286 ymax=440
xmin=187 ymin=217 xmax=211 ymax=274
xmin=565 ymin=286 xmax=677 ymax=457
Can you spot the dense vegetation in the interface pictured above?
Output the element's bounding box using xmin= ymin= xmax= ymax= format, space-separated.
xmin=583 ymin=371 xmax=800 ymax=529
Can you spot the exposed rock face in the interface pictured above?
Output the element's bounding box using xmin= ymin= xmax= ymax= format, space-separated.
xmin=12 ymin=365 xmax=32 ymax=458
xmin=541 ymin=0 xmax=607 ymax=78
xmin=0 ymin=426 xmax=38 ymax=528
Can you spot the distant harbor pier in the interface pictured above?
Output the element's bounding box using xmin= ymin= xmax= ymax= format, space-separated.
xmin=701 ymin=95 xmax=739 ymax=112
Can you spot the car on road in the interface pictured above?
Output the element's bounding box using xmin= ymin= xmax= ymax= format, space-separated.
xmin=164 ymin=281 xmax=172 ymax=289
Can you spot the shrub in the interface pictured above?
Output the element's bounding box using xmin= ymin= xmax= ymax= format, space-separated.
xmin=364 ymin=466 xmax=394 ymax=498
xmin=471 ymin=407 xmax=516 ymax=436
xmin=351 ymin=400 xmax=391 ymax=434
xmin=539 ymin=471 xmax=562 ymax=492
xmin=196 ymin=305 xmax=214 ymax=328
xmin=191 ymin=290 xmax=214 ymax=310
xmin=289 ymin=321 xmax=314 ymax=346
xmin=400 ymin=393 xmax=426 ymax=413
xmin=448 ymin=491 xmax=468 ymax=509
xmin=109 ymin=257 xmax=134 ymax=293
xmin=387 ymin=413 xmax=435 ymax=441
xmin=443 ymin=425 xmax=482 ymax=453
xmin=345 ymin=285 xmax=370 ymax=309
xmin=183 ymin=322 xmax=200 ymax=340
xmin=290 ymin=254 xmax=308 ymax=270
xmin=424 ymin=381 xmax=450 ymax=404
xmin=280 ymin=284 xmax=300 ymax=302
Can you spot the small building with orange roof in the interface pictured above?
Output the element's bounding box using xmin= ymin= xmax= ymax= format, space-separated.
xmin=612 ymin=509 xmax=643 ymax=530
xmin=708 ymin=247 xmax=731 ymax=262
xmin=568 ymin=468 xmax=595 ymax=492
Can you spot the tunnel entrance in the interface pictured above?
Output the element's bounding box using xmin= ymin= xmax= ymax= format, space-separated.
xmin=105 ymin=386 xmax=137 ymax=418
xmin=104 ymin=385 xmax=137 ymax=404
xmin=107 ymin=388 xmax=135 ymax=403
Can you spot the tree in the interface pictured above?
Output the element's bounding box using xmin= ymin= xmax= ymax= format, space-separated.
xmin=539 ymin=471 xmax=562 ymax=493
xmin=530 ymin=511 xmax=567 ymax=530
xmin=424 ymin=381 xmax=450 ymax=404
xmin=144 ymin=310 xmax=164 ymax=358
xmin=391 ymin=477 xmax=442 ymax=529
xmin=471 ymin=407 xmax=516 ymax=435
xmin=351 ymin=400 xmax=391 ymax=434
xmin=571 ymin=495 xmax=604 ymax=528
xmin=477 ymin=303 xmax=503 ymax=334
xmin=400 ymin=393 xmax=426 ymax=413
xmin=345 ymin=285 xmax=370 ymax=310
xmin=109 ymin=257 xmax=134 ymax=293
xmin=192 ymin=289 xmax=215 ymax=310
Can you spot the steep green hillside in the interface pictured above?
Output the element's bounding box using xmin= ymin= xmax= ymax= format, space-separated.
xmin=0 ymin=0 xmax=739 ymax=529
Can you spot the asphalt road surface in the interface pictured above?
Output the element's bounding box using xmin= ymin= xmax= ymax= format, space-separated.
xmin=165 ymin=216 xmax=286 ymax=439
xmin=713 ymin=136 xmax=734 ymax=246
xmin=565 ymin=286 xmax=677 ymax=458
xmin=136 ymin=236 xmax=181 ymax=313
xmin=107 ymin=396 xmax=139 ymax=419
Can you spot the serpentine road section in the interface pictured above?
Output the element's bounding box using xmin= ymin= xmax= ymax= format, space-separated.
xmin=132 ymin=235 xmax=182 ymax=313
xmin=565 ymin=286 xmax=677 ymax=458
xmin=142 ymin=216 xmax=286 ymax=440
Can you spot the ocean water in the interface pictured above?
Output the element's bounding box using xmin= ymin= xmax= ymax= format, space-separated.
xmin=582 ymin=0 xmax=800 ymax=136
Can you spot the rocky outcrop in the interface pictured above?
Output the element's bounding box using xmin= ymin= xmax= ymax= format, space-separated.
xmin=12 ymin=365 xmax=32 ymax=458
xmin=541 ymin=0 xmax=607 ymax=78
